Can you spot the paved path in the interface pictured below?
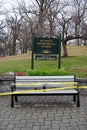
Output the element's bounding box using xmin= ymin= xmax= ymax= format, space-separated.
xmin=0 ymin=95 xmax=87 ymax=130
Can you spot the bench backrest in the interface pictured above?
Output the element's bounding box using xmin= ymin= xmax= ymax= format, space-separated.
xmin=13 ymin=76 xmax=77 ymax=90
xmin=15 ymin=76 xmax=75 ymax=82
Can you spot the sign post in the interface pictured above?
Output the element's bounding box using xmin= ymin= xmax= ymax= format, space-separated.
xmin=58 ymin=33 xmax=61 ymax=69
xmin=31 ymin=33 xmax=34 ymax=70
xmin=31 ymin=34 xmax=61 ymax=69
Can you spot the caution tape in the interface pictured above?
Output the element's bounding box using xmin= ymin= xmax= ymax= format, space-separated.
xmin=78 ymin=86 xmax=87 ymax=89
xmin=13 ymin=82 xmax=78 ymax=87
xmin=0 ymin=85 xmax=77 ymax=96
xmin=0 ymin=86 xmax=87 ymax=96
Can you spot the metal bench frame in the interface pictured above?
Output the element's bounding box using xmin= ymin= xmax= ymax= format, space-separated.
xmin=11 ymin=76 xmax=80 ymax=108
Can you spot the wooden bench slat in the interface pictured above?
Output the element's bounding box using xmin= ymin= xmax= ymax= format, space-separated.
xmin=16 ymin=76 xmax=75 ymax=82
xmin=14 ymin=89 xmax=78 ymax=94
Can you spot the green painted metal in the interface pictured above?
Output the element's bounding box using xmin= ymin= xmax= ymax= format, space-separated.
xmin=31 ymin=34 xmax=61 ymax=69
xmin=34 ymin=37 xmax=59 ymax=54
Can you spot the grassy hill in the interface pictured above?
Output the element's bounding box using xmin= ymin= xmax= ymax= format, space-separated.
xmin=0 ymin=46 xmax=87 ymax=77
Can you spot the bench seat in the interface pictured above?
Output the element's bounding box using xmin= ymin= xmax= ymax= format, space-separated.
xmin=14 ymin=89 xmax=78 ymax=94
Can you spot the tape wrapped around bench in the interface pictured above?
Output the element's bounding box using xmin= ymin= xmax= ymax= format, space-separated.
xmin=14 ymin=89 xmax=78 ymax=94
xmin=11 ymin=75 xmax=80 ymax=108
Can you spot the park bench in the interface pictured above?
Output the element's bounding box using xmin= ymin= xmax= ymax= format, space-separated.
xmin=11 ymin=75 xmax=80 ymax=108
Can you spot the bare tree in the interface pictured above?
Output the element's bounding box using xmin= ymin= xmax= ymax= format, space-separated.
xmin=55 ymin=0 xmax=87 ymax=56
xmin=56 ymin=11 xmax=72 ymax=56
xmin=0 ymin=0 xmax=7 ymax=56
xmin=1 ymin=0 xmax=87 ymax=57
xmin=33 ymin=0 xmax=55 ymax=36
xmin=6 ymin=10 xmax=22 ymax=55
xmin=71 ymin=0 xmax=87 ymax=45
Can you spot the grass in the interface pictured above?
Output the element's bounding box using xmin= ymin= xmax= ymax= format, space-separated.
xmin=0 ymin=46 xmax=87 ymax=77
xmin=66 ymin=45 xmax=87 ymax=56
xmin=61 ymin=56 xmax=87 ymax=77
xmin=0 ymin=59 xmax=30 ymax=72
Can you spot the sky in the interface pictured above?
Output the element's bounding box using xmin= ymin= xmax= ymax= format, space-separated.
xmin=2 ymin=0 xmax=31 ymax=10
xmin=0 ymin=0 xmax=31 ymax=20
xmin=2 ymin=0 xmax=17 ymax=9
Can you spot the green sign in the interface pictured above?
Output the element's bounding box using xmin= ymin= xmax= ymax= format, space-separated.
xmin=31 ymin=34 xmax=61 ymax=69
xmin=34 ymin=38 xmax=60 ymax=54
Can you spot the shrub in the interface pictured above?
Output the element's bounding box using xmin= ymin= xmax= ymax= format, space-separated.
xmin=26 ymin=68 xmax=71 ymax=76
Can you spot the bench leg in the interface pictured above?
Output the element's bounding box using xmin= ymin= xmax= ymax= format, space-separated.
xmin=11 ymin=95 xmax=14 ymax=108
xmin=15 ymin=95 xmax=18 ymax=102
xmin=73 ymin=95 xmax=76 ymax=102
xmin=77 ymin=94 xmax=80 ymax=107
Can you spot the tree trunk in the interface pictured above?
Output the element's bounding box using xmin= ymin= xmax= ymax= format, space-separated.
xmin=12 ymin=39 xmax=16 ymax=55
xmin=62 ymin=27 xmax=68 ymax=57
xmin=84 ymin=40 xmax=86 ymax=46
xmin=62 ymin=42 xmax=68 ymax=57
xmin=49 ymin=20 xmax=53 ymax=37
xmin=77 ymin=39 xmax=80 ymax=46
xmin=38 ymin=9 xmax=44 ymax=37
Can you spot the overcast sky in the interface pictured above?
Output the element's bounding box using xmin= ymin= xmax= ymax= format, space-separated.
xmin=2 ymin=0 xmax=31 ymax=10
xmin=0 ymin=0 xmax=30 ymax=19
xmin=2 ymin=0 xmax=19 ymax=10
